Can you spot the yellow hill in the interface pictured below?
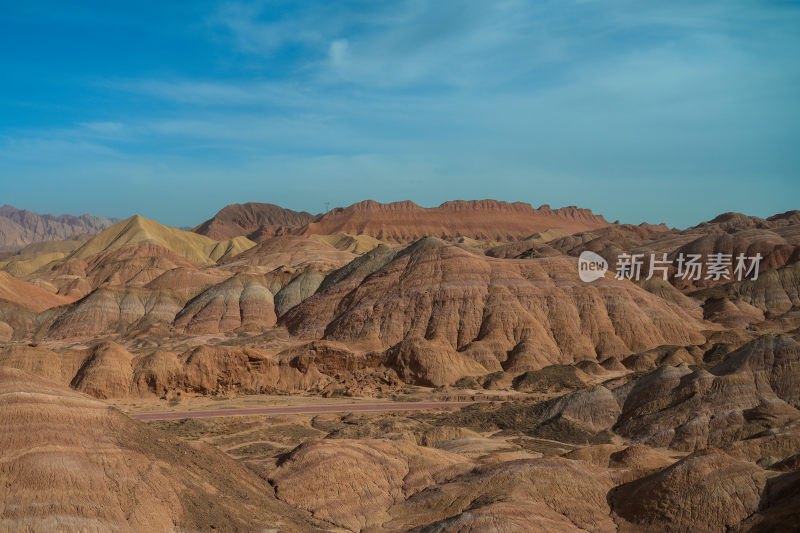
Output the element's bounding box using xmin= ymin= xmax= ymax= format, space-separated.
xmin=308 ymin=233 xmax=387 ymax=254
xmin=69 ymin=215 xmax=255 ymax=266
xmin=0 ymin=239 xmax=85 ymax=276
xmin=1 ymin=251 xmax=69 ymax=276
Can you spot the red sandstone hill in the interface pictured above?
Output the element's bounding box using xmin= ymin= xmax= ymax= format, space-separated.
xmin=195 ymin=199 xmax=610 ymax=243
xmin=294 ymin=199 xmax=609 ymax=243
xmin=686 ymin=210 xmax=800 ymax=234
xmin=281 ymin=237 xmax=705 ymax=384
xmin=2 ymin=201 xmax=800 ymax=533
xmin=192 ymin=202 xmax=314 ymax=240
xmin=0 ymin=368 xmax=321 ymax=531
xmin=0 ymin=271 xmax=71 ymax=312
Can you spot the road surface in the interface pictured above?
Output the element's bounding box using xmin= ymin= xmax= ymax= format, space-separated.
xmin=130 ymin=401 xmax=475 ymax=421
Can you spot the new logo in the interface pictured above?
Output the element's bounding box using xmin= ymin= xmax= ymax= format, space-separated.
xmin=578 ymin=251 xmax=608 ymax=282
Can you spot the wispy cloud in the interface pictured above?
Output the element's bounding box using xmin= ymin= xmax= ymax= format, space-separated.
xmin=208 ymin=0 xmax=800 ymax=90
xmin=78 ymin=121 xmax=125 ymax=134
xmin=0 ymin=136 xmax=120 ymax=160
xmin=1 ymin=0 xmax=798 ymax=226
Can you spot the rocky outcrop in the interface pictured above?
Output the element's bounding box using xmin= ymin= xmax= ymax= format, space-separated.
xmin=615 ymin=336 xmax=800 ymax=454
xmin=44 ymin=286 xmax=184 ymax=339
xmin=563 ymin=444 xmax=675 ymax=475
xmin=385 ymin=457 xmax=617 ymax=532
xmin=0 ymin=345 xmax=86 ymax=384
xmin=537 ymin=385 xmax=621 ymax=434
xmin=70 ymin=341 xmax=135 ymax=398
xmin=17 ymin=242 xmax=208 ymax=301
xmin=610 ymin=450 xmax=770 ymax=532
xmin=0 ymin=302 xmax=39 ymax=343
xmin=440 ymin=385 xmax=622 ymax=445
xmin=268 ymin=438 xmax=473 ymax=531
xmin=0 ymin=342 xmax=334 ymax=398
xmin=275 ymin=340 xmax=383 ymax=375
xmin=222 ymin=235 xmax=355 ymax=272
xmin=712 ymin=334 xmax=800 ymax=408
xmin=274 ymin=270 xmax=326 ymax=316
xmin=0 ymin=321 xmax=12 ymax=342
xmin=737 ymin=470 xmax=800 ymax=533
xmin=385 ymin=336 xmax=487 ymax=387
xmin=173 ymin=274 xmax=277 ymax=334
xmin=135 ymin=345 xmax=330 ymax=395
xmin=694 ymin=260 xmax=800 ymax=317
xmin=700 ymin=296 xmax=766 ymax=328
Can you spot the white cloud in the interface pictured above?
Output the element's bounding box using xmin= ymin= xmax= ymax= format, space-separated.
xmin=3 ymin=0 xmax=798 ymax=227
xmin=0 ymin=137 xmax=120 ymax=160
xmin=329 ymin=39 xmax=348 ymax=67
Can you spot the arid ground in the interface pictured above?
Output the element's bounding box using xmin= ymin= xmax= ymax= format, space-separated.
xmin=1 ymin=200 xmax=799 ymax=532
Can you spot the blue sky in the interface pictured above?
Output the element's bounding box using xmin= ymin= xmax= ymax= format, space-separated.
xmin=1 ymin=0 xmax=798 ymax=228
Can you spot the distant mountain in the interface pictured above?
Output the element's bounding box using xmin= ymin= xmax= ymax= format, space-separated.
xmin=296 ymin=199 xmax=609 ymax=243
xmin=0 ymin=205 xmax=118 ymax=252
xmin=195 ymin=199 xmax=609 ymax=243
xmin=192 ymin=202 xmax=314 ymax=241
xmin=686 ymin=210 xmax=800 ymax=234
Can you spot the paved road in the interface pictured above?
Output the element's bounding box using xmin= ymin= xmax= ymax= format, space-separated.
xmin=130 ymin=401 xmax=475 ymax=421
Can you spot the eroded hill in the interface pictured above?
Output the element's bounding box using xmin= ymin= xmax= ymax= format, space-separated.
xmin=1 ymin=201 xmax=799 ymax=532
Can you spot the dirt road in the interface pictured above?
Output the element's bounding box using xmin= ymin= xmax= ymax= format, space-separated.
xmin=130 ymin=401 xmax=475 ymax=421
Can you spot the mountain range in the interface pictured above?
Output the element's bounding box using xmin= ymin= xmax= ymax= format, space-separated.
xmin=0 ymin=205 xmax=117 ymax=252
xmin=0 ymin=198 xmax=798 ymax=531
xmin=193 ymin=199 xmax=610 ymax=243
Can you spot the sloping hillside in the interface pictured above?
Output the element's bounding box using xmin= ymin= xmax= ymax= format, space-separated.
xmin=70 ymin=215 xmax=255 ymax=266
